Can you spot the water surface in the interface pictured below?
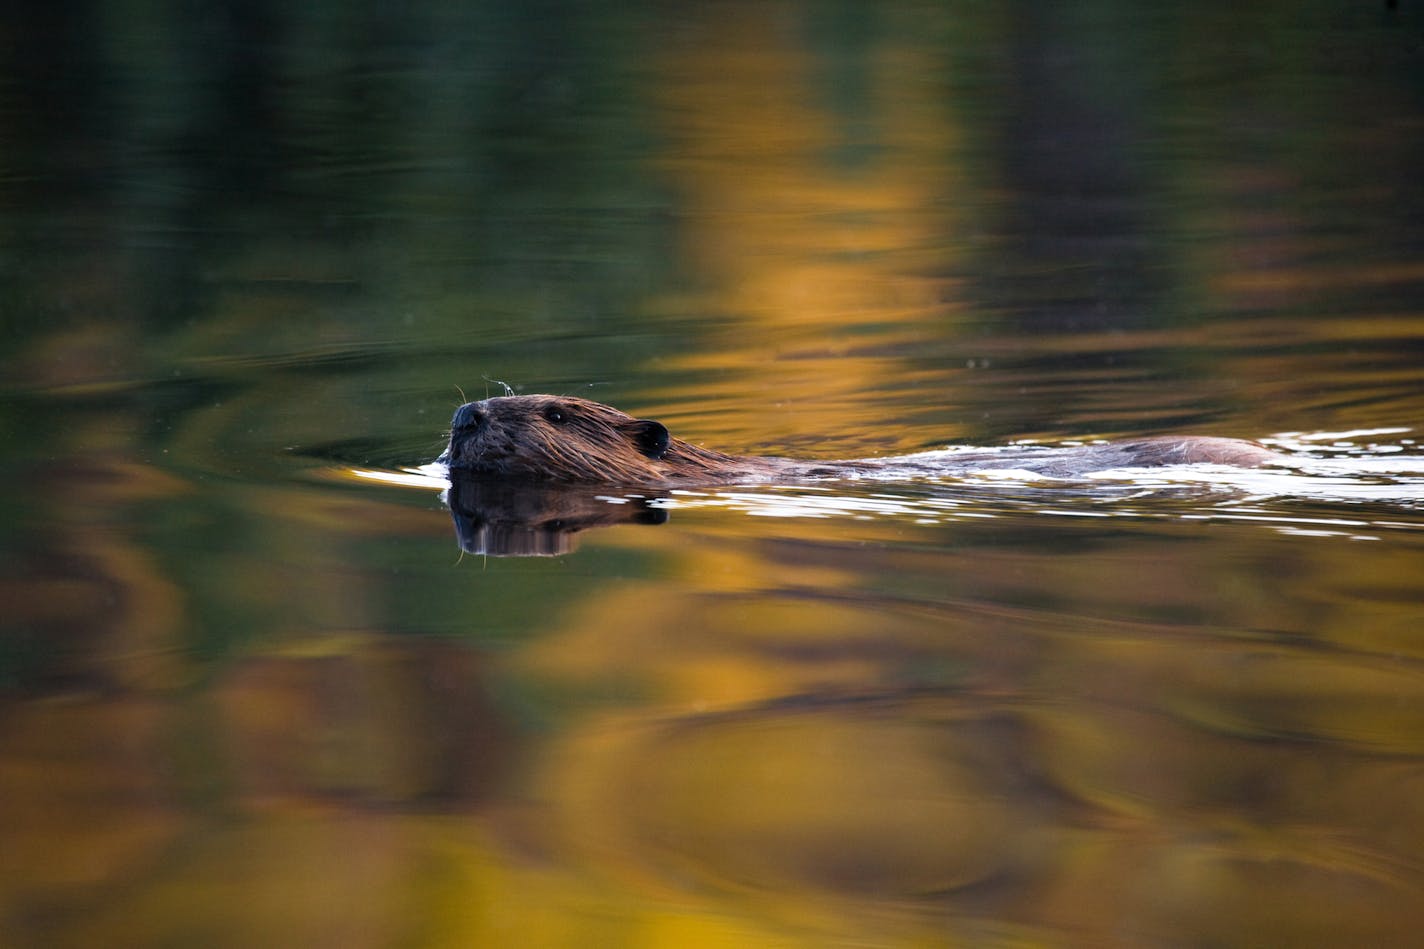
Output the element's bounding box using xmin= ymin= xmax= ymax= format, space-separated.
xmin=3 ymin=1 xmax=1424 ymax=946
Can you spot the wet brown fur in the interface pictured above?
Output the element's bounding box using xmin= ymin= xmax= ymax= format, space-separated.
xmin=438 ymin=394 xmax=1284 ymax=486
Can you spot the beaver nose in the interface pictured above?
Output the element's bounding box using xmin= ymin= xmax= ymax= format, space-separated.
xmin=451 ymin=402 xmax=485 ymax=434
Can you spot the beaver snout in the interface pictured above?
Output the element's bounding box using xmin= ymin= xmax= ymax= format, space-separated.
xmin=451 ymin=402 xmax=486 ymax=436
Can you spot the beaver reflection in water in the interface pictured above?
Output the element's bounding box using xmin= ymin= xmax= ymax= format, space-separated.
xmin=437 ymin=394 xmax=1284 ymax=486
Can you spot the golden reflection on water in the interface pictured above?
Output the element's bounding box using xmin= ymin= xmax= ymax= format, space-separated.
xmin=5 ymin=458 xmax=1424 ymax=944
xmin=647 ymin=3 xmax=971 ymax=440
xmin=497 ymin=519 xmax=1424 ymax=944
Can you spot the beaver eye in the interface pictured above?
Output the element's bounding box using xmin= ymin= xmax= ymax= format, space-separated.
xmin=543 ymin=405 xmax=567 ymax=424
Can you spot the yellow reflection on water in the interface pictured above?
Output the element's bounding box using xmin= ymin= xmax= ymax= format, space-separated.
xmin=345 ymin=465 xmax=450 ymax=490
xmin=648 ymin=3 xmax=970 ymax=431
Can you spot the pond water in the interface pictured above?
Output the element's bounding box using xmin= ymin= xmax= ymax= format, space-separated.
xmin=3 ymin=1 xmax=1424 ymax=946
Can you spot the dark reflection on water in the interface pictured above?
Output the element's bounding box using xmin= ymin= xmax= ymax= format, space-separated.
xmin=444 ymin=474 xmax=669 ymax=557
xmin=3 ymin=0 xmax=1424 ymax=945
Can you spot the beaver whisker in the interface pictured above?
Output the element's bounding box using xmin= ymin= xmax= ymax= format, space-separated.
xmin=480 ymin=376 xmax=515 ymax=398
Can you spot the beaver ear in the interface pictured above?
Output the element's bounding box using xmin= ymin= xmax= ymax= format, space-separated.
xmin=629 ymin=419 xmax=671 ymax=459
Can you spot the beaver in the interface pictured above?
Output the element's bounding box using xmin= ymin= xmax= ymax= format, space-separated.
xmin=436 ymin=394 xmax=1285 ymax=486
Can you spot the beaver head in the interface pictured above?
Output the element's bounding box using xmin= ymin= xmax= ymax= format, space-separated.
xmin=440 ymin=395 xmax=733 ymax=484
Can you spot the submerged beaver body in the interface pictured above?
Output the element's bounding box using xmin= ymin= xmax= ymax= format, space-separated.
xmin=437 ymin=395 xmax=1284 ymax=486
